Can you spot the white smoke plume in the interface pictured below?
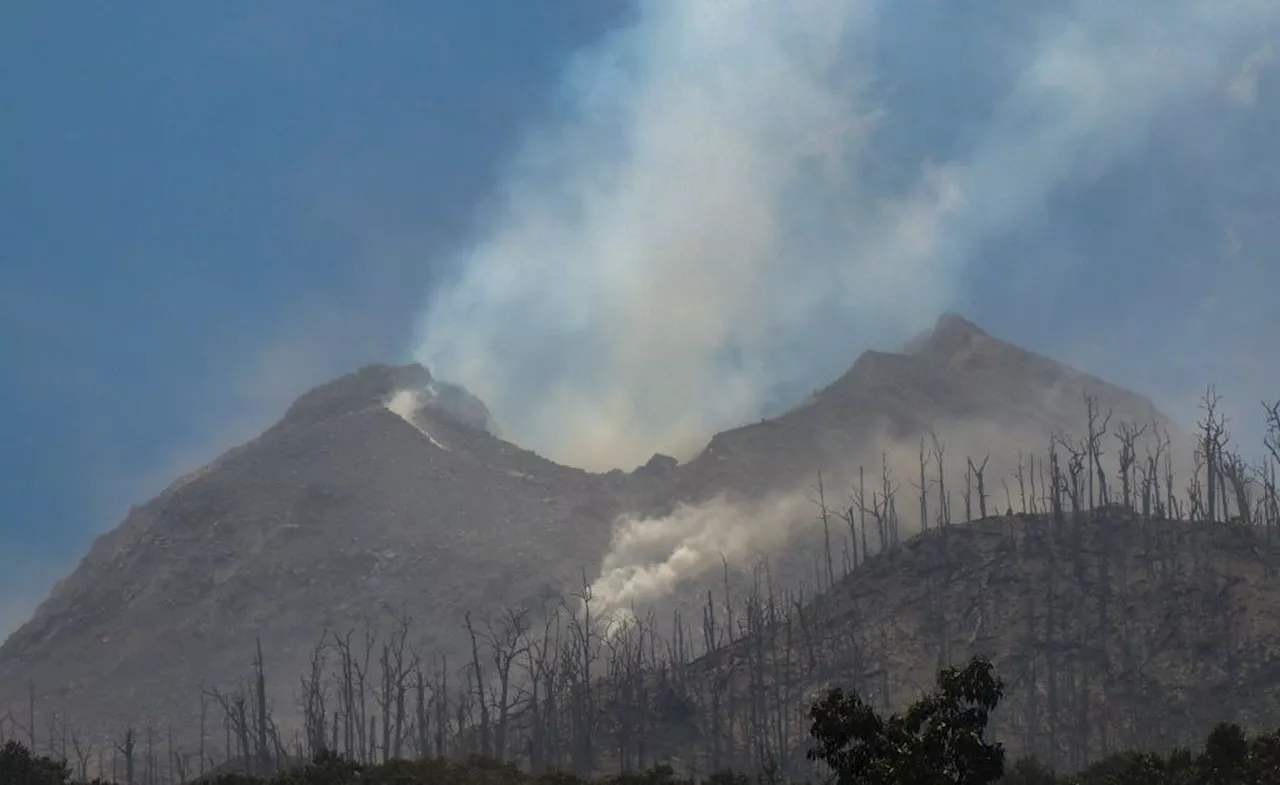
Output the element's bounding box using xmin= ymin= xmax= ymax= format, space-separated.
xmin=414 ymin=0 xmax=1278 ymax=473
xmin=384 ymin=389 xmax=450 ymax=451
xmin=385 ymin=388 xmax=423 ymax=421
xmin=589 ymin=493 xmax=813 ymax=619
xmin=586 ymin=408 xmax=1196 ymax=618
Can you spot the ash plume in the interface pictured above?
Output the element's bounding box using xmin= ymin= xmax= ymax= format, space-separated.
xmin=414 ymin=0 xmax=1277 ymax=474
xmin=589 ymin=493 xmax=813 ymax=618
xmin=588 ymin=409 xmax=1192 ymax=619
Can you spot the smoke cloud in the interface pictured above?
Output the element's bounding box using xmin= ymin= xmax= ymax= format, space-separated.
xmin=414 ymin=0 xmax=1278 ymax=472
xmin=386 ymin=388 xmax=424 ymax=422
xmin=384 ymin=388 xmax=452 ymax=451
xmin=588 ymin=409 xmax=1196 ymax=619
xmin=590 ymin=493 xmax=813 ymax=617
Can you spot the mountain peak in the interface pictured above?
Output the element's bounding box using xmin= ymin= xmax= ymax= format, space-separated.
xmin=915 ymin=310 xmax=995 ymax=362
xmin=932 ymin=310 xmax=986 ymax=338
xmin=897 ymin=311 xmax=989 ymax=357
xmin=280 ymin=363 xmax=432 ymax=428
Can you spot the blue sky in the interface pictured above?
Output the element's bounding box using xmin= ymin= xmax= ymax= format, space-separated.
xmin=2 ymin=2 xmax=1278 ymax=636
xmin=0 ymin=2 xmax=629 ymax=630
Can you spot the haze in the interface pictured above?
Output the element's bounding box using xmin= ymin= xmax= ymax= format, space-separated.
xmin=2 ymin=1 xmax=1278 ymax=640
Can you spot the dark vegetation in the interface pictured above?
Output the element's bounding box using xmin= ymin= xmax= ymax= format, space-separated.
xmin=7 ymin=655 xmax=1280 ymax=783
xmin=3 ymin=392 xmax=1279 ymax=784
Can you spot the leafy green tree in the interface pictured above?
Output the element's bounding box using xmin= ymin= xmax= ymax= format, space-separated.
xmin=807 ymin=656 xmax=1006 ymax=785
xmin=0 ymin=739 xmax=73 ymax=785
xmin=1198 ymin=723 xmax=1251 ymax=785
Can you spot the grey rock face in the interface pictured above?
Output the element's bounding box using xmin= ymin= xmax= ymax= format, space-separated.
xmin=0 ymin=316 xmax=1187 ymax=755
xmin=423 ymin=380 xmax=501 ymax=436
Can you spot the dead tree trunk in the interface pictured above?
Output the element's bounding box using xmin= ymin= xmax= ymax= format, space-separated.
xmin=488 ymin=608 xmax=531 ymax=762
xmin=253 ymin=638 xmax=271 ymax=772
xmin=964 ymin=457 xmax=973 ymax=522
xmin=1015 ymin=453 xmax=1028 ymax=515
xmin=464 ymin=612 xmax=493 ymax=758
xmin=915 ymin=437 xmax=930 ymax=532
xmin=1223 ymin=451 xmax=1253 ymax=525
xmin=1199 ymin=386 xmax=1227 ymax=523
xmin=1084 ymin=395 xmax=1113 ymax=510
xmin=815 ymin=473 xmax=836 ymax=590
xmin=116 ymin=729 xmax=136 ymax=785
xmin=932 ymin=433 xmax=949 ymax=526
xmin=971 ymin=456 xmax=989 ymax=519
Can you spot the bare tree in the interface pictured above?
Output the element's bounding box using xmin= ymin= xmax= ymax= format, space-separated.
xmin=1084 ymin=394 xmax=1113 ymax=509
xmin=370 ymin=608 xmax=413 ymax=761
xmin=330 ymin=628 xmax=358 ymax=759
xmin=203 ymin=682 xmax=254 ymax=773
xmin=813 ymin=473 xmax=836 ymax=590
xmin=463 ymin=611 xmax=493 ymax=758
xmin=300 ymin=629 xmax=330 ymax=759
xmin=1163 ymin=427 xmax=1180 ymax=520
xmin=1222 ymin=450 xmax=1254 ymax=525
xmin=27 ymin=681 xmax=35 ymax=752
xmin=521 ymin=599 xmax=563 ymax=771
xmin=1198 ymin=386 xmax=1228 ymax=523
xmin=1266 ymin=399 xmax=1280 ymax=467
xmin=198 ymin=685 xmax=210 ymax=777
xmin=1058 ymin=433 xmax=1086 ymax=518
xmin=932 ymin=432 xmax=950 ymax=526
xmin=1114 ymin=422 xmax=1147 ymax=511
xmin=913 ymin=437 xmax=931 ymax=532
xmin=433 ymin=654 xmax=451 ymax=760
xmin=352 ymin=621 xmax=379 ymax=762
xmin=70 ymin=734 xmax=93 ymax=782
xmin=486 ymin=607 xmax=531 ymax=761
xmin=1014 ymin=453 xmax=1028 ymax=515
xmin=880 ymin=451 xmax=901 ymax=547
xmin=1029 ymin=454 xmax=1040 ymax=514
xmin=964 ymin=456 xmax=974 ymax=522
xmin=850 ymin=466 xmax=871 ymax=568
xmin=253 ymin=638 xmax=271 ymax=772
xmin=969 ymin=456 xmax=990 ymax=519
xmin=115 ymin=728 xmax=137 ymax=785
xmin=1260 ymin=400 xmax=1280 ymax=537
xmin=564 ymin=571 xmax=602 ymax=773
xmin=1048 ymin=439 xmax=1065 ymax=524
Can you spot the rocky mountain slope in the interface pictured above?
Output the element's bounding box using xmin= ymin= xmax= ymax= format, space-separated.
xmin=600 ymin=313 xmax=1186 ymax=633
xmin=0 ymin=364 xmax=636 ymax=753
xmin=504 ymin=509 xmax=1280 ymax=780
xmin=667 ymin=312 xmax=1177 ymax=506
xmin=668 ymin=510 xmax=1280 ymax=776
xmin=0 ymin=313 xmax=1192 ymax=760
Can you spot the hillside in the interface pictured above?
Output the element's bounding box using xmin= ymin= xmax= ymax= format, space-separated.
xmin=0 ymin=314 xmax=1203 ymax=770
xmin=700 ymin=510 xmax=1280 ymax=772
xmin=598 ymin=313 xmax=1187 ymax=633
xmin=668 ymin=312 xmax=1177 ymax=505
xmin=500 ymin=510 xmax=1280 ymax=780
xmin=0 ymin=364 xmax=636 ymax=756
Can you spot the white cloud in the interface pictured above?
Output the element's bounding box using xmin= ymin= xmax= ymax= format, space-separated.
xmin=1228 ymin=42 xmax=1274 ymax=106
